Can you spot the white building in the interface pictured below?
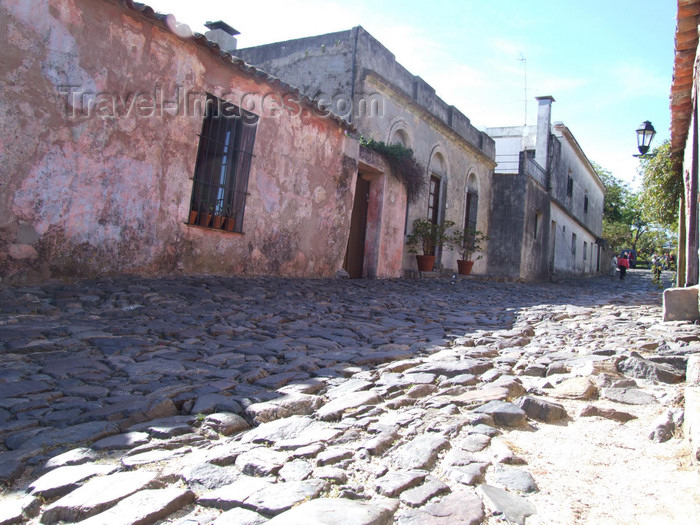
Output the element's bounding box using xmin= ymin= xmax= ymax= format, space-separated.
xmin=486 ymin=97 xmax=605 ymax=280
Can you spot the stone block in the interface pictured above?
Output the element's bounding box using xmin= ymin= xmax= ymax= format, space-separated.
xmin=663 ymin=286 xmax=700 ymax=322
xmin=516 ymin=396 xmax=567 ymax=423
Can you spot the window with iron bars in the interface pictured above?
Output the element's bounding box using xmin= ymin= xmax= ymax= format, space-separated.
xmin=188 ymin=94 xmax=258 ymax=233
xmin=428 ymin=175 xmax=441 ymax=224
xmin=464 ymin=189 xmax=478 ymax=244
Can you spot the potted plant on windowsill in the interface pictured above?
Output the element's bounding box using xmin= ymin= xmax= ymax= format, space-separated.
xmin=223 ymin=206 xmax=236 ymax=232
xmin=197 ymin=202 xmax=214 ymax=227
xmin=448 ymin=226 xmax=488 ymax=275
xmin=406 ymin=217 xmax=454 ymax=272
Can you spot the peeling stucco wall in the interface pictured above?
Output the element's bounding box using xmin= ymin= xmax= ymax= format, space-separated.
xmin=1 ymin=0 xmax=359 ymax=283
xmin=358 ymin=147 xmax=407 ymax=278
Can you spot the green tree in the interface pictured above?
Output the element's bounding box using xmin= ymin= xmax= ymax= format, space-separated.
xmin=595 ymin=162 xmax=638 ymax=253
xmin=638 ymin=140 xmax=682 ymax=231
xmin=593 ymin=162 xmax=630 ymax=224
xmin=602 ymin=219 xmax=633 ymax=254
xmin=636 ymin=227 xmax=676 ymax=261
xmin=624 ymin=193 xmax=649 ymax=252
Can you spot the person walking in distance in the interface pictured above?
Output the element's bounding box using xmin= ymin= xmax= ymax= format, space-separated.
xmin=618 ymin=253 xmax=629 ymax=280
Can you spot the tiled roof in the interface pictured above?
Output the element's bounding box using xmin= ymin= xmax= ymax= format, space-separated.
xmin=113 ymin=0 xmax=355 ymax=132
xmin=670 ymin=0 xmax=700 ymax=155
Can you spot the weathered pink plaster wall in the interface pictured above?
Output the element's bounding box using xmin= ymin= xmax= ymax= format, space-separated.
xmin=358 ymin=148 xmax=407 ymax=279
xmin=0 ymin=0 xmax=359 ymax=282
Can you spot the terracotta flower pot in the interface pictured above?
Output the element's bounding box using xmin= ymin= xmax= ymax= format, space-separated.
xmin=224 ymin=217 xmax=235 ymax=232
xmin=212 ymin=215 xmax=225 ymax=229
xmin=198 ymin=212 xmax=213 ymax=227
xmin=188 ymin=210 xmax=198 ymax=225
xmin=457 ymin=259 xmax=474 ymax=275
xmin=416 ymin=255 xmax=436 ymax=272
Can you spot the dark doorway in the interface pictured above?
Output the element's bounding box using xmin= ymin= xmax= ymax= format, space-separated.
xmin=344 ymin=175 xmax=370 ymax=278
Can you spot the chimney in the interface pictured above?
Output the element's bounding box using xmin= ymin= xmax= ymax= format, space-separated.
xmin=204 ymin=21 xmax=240 ymax=53
xmin=535 ymin=96 xmax=555 ymax=170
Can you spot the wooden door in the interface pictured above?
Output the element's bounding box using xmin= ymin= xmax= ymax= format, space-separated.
xmin=344 ymin=176 xmax=370 ymax=278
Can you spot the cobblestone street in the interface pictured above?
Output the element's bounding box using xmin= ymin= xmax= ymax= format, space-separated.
xmin=1 ymin=270 xmax=699 ymax=524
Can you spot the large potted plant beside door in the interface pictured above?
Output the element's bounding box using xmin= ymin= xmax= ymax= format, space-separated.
xmin=449 ymin=226 xmax=488 ymax=275
xmin=407 ymin=218 xmax=454 ymax=272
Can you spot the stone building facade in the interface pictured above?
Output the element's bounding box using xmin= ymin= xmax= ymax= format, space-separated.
xmin=486 ymin=97 xmax=605 ymax=280
xmin=1 ymin=0 xmax=361 ymax=283
xmin=236 ymin=27 xmax=496 ymax=278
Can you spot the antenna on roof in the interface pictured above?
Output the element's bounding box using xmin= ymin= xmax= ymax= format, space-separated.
xmin=518 ymin=53 xmax=527 ymax=127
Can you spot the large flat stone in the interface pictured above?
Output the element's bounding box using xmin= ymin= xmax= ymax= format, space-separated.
xmin=516 ymin=396 xmax=567 ymax=423
xmin=423 ymin=386 xmax=509 ymax=409
xmin=316 ymin=391 xmax=383 ymax=421
xmin=0 ymin=380 xmax=52 ymax=399
xmin=490 ymin=466 xmax=538 ymax=493
xmin=235 ymin=447 xmax=289 ymax=477
xmin=392 ymin=434 xmax=450 ymax=470
xmin=551 ymin=377 xmax=597 ymax=400
xmin=29 ymin=463 xmax=119 ymax=498
xmin=617 ymin=355 xmax=685 ymax=384
xmin=244 ymin=478 xmax=329 ymax=516
xmin=407 ymin=360 xmax=492 ymax=378
xmin=182 ymin=463 xmax=240 ymax=489
xmin=245 ymin=394 xmax=324 ymax=423
xmin=202 ymin=413 xmax=250 ymax=436
xmin=40 ymin=470 xmax=159 ymax=524
xmin=472 ymin=401 xmax=526 ymax=427
xmin=602 ymin=388 xmax=656 ymax=405
xmin=399 ymin=477 xmax=450 ymax=507
xmin=265 ymin=497 xmax=399 ymax=525
xmin=6 ymin=421 xmax=120 ymax=451
xmin=399 ymin=490 xmax=484 ymax=525
xmin=199 ymin=476 xmax=273 ymax=510
xmin=76 ymin=488 xmax=195 ymax=525
xmin=375 ymin=470 xmax=427 ymax=497
xmin=241 ymin=416 xmax=332 ymax=445
xmin=477 ymin=484 xmax=536 ymax=525
xmin=92 ymin=431 xmax=150 ymax=451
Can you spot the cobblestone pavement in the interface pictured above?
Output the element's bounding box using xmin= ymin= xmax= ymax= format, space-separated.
xmin=0 ymin=269 xmax=697 ymax=524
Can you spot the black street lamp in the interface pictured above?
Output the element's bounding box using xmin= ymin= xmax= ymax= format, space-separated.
xmin=635 ymin=120 xmax=656 ymax=157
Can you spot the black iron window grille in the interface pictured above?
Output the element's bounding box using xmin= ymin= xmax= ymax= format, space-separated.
xmin=188 ymin=94 xmax=258 ymax=233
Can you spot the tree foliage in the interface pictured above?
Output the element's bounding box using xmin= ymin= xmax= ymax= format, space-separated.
xmin=636 ymin=227 xmax=676 ymax=260
xmin=593 ymin=162 xmax=630 ymax=224
xmin=638 ymin=140 xmax=682 ymax=231
xmin=594 ymin=153 xmax=678 ymax=258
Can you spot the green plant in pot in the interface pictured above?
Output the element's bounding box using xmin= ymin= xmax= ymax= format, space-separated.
xmin=406 ymin=217 xmax=454 ymax=272
xmin=198 ymin=201 xmax=215 ymax=227
xmin=449 ymin=226 xmax=488 ymax=275
xmin=223 ymin=205 xmax=236 ymax=232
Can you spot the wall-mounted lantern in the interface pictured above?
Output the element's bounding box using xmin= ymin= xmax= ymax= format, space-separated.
xmin=634 ymin=121 xmax=656 ymax=157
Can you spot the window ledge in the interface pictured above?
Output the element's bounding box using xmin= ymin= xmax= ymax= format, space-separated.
xmin=185 ymin=222 xmax=244 ymax=235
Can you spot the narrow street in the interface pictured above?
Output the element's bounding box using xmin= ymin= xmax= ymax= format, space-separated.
xmin=0 ymin=269 xmax=698 ymax=524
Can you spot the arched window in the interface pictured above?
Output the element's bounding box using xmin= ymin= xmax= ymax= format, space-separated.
xmin=464 ymin=172 xmax=479 ymax=237
xmin=391 ymin=128 xmax=410 ymax=148
xmin=428 ymin=153 xmax=446 ymax=224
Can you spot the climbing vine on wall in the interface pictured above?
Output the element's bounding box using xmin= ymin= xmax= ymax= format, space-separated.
xmin=359 ymin=137 xmax=425 ymax=204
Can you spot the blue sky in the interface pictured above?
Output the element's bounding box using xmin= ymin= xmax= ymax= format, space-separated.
xmin=145 ymin=0 xmax=677 ymax=189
